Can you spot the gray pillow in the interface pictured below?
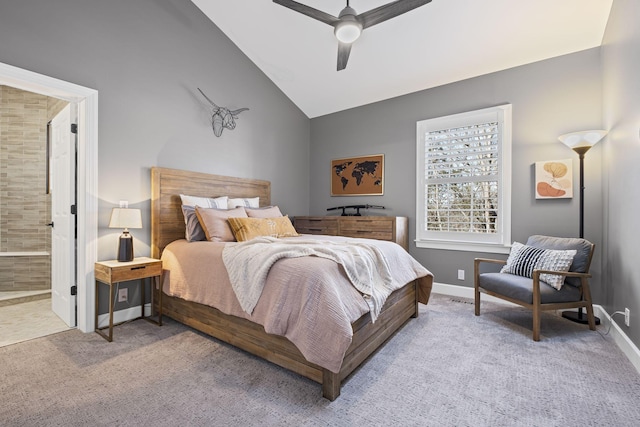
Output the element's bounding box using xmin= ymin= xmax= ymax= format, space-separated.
xmin=181 ymin=205 xmax=206 ymax=242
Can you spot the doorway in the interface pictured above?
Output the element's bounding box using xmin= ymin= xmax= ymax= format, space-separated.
xmin=0 ymin=61 xmax=98 ymax=334
xmin=0 ymin=85 xmax=72 ymax=345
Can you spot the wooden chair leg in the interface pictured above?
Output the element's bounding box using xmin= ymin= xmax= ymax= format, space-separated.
xmin=585 ymin=304 xmax=596 ymax=331
xmin=532 ymin=305 xmax=541 ymax=341
xmin=532 ymin=274 xmax=541 ymax=341
xmin=581 ymin=278 xmax=597 ymax=331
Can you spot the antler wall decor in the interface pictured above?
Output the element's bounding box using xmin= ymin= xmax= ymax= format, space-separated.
xmin=198 ymin=88 xmax=249 ymax=137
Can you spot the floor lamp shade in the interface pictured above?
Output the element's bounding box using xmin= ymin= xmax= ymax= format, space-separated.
xmin=109 ymin=208 xmax=143 ymax=262
xmin=558 ymin=130 xmax=607 ymax=154
xmin=558 ymin=130 xmax=606 ymax=325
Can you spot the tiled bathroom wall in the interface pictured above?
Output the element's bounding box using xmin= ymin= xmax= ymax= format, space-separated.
xmin=0 ymin=85 xmax=68 ymax=291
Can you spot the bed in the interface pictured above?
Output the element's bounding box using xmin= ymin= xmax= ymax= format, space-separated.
xmin=150 ymin=167 xmax=433 ymax=400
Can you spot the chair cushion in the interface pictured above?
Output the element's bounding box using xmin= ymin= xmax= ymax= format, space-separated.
xmin=526 ymin=235 xmax=593 ymax=288
xmin=479 ymin=272 xmax=582 ymax=304
xmin=500 ymin=242 xmax=576 ymax=290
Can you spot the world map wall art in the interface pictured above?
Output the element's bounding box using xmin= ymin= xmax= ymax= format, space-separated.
xmin=535 ymin=159 xmax=573 ymax=199
xmin=331 ymin=154 xmax=384 ymax=196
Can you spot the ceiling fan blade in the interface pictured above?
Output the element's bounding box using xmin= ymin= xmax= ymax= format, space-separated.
xmin=337 ymin=42 xmax=352 ymax=71
xmin=273 ymin=0 xmax=339 ymax=26
xmin=358 ymin=0 xmax=432 ymax=29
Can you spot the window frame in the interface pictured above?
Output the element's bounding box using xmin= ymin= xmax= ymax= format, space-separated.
xmin=415 ymin=104 xmax=512 ymax=254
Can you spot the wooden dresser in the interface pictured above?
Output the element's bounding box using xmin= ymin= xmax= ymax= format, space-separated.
xmin=293 ymin=216 xmax=408 ymax=251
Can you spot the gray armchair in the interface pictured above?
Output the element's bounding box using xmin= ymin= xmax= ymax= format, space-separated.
xmin=474 ymin=235 xmax=597 ymax=341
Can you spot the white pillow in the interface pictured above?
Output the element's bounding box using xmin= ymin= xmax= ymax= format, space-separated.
xmin=227 ymin=197 xmax=259 ymax=209
xmin=180 ymin=194 xmax=228 ymax=209
xmin=501 ymin=242 xmax=576 ymax=290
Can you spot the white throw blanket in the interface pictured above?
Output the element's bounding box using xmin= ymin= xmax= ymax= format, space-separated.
xmin=222 ymin=237 xmax=395 ymax=322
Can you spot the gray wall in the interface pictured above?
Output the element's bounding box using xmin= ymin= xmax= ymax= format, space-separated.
xmin=602 ymin=0 xmax=640 ymax=344
xmin=310 ymin=49 xmax=604 ymax=298
xmin=0 ymin=0 xmax=310 ymax=311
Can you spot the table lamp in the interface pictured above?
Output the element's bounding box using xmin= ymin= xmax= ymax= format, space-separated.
xmin=109 ymin=208 xmax=142 ymax=262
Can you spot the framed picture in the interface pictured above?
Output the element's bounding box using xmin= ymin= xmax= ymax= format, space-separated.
xmin=331 ymin=154 xmax=384 ymax=196
xmin=535 ymin=159 xmax=573 ymax=199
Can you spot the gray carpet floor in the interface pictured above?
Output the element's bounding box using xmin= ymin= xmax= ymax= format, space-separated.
xmin=1 ymin=293 xmax=639 ymax=426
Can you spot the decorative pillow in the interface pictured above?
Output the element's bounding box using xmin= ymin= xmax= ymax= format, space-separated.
xmin=245 ymin=206 xmax=283 ymax=218
xmin=180 ymin=194 xmax=228 ymax=209
xmin=525 ymin=235 xmax=593 ymax=288
xmin=501 ymin=242 xmax=577 ymax=290
xmin=227 ymin=197 xmax=259 ymax=209
xmin=195 ymin=207 xmax=248 ymax=242
xmin=181 ymin=205 xmax=206 ymax=242
xmin=227 ymin=216 xmax=299 ymax=242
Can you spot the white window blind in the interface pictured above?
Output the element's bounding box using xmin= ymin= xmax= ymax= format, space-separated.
xmin=416 ymin=105 xmax=511 ymax=253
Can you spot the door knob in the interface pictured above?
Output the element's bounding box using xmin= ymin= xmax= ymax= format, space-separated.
xmin=46 ymin=222 xmax=54 ymax=227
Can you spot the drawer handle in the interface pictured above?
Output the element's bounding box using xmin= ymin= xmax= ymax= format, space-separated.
xmin=309 ymin=228 xmax=323 ymax=232
xmin=131 ymin=266 xmax=146 ymax=270
xmin=309 ymin=219 xmax=322 ymax=222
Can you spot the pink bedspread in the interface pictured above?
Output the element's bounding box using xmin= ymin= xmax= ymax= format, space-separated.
xmin=161 ymin=234 xmax=433 ymax=373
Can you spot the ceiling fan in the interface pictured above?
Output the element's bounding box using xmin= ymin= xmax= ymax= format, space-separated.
xmin=273 ymin=0 xmax=433 ymax=71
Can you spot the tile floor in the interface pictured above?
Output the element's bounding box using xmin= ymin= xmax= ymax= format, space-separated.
xmin=0 ymin=296 xmax=71 ymax=347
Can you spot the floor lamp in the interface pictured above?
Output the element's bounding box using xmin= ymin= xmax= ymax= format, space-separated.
xmin=558 ymin=130 xmax=607 ymax=325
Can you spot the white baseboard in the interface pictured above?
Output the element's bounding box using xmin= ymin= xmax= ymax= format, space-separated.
xmin=432 ymin=282 xmax=640 ymax=374
xmin=593 ymin=305 xmax=640 ymax=374
xmin=97 ymin=304 xmax=152 ymax=329
xmin=432 ymin=282 xmax=519 ymax=306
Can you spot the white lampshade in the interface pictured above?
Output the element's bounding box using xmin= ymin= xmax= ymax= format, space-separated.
xmin=108 ymin=208 xmax=142 ymax=230
xmin=558 ymin=130 xmax=607 ymax=150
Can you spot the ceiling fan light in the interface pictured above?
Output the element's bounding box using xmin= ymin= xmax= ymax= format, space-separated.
xmin=334 ymin=20 xmax=362 ymax=44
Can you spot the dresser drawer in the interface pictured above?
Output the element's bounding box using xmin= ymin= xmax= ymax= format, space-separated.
xmin=294 ymin=217 xmax=339 ymax=235
xmin=339 ymin=218 xmax=394 ymax=232
xmin=339 ymin=218 xmax=393 ymax=241
xmin=339 ymin=230 xmax=394 ymax=241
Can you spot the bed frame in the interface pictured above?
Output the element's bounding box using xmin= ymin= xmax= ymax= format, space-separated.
xmin=150 ymin=167 xmax=427 ymax=400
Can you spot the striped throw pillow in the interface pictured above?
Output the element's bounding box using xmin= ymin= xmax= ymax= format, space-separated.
xmin=501 ymin=242 xmax=576 ymax=290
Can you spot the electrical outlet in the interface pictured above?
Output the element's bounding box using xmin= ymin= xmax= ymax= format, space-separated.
xmin=457 ymin=269 xmax=465 ymax=281
xmin=118 ymin=288 xmax=128 ymax=303
xmin=625 ymin=308 xmax=630 ymax=327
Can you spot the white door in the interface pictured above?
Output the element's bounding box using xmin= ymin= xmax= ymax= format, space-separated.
xmin=50 ymin=104 xmax=76 ymax=327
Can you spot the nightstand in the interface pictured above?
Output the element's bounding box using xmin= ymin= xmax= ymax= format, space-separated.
xmin=94 ymin=257 xmax=163 ymax=342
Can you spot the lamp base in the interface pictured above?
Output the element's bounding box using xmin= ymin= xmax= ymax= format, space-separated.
xmin=561 ymin=310 xmax=600 ymax=325
xmin=117 ymin=232 xmax=134 ymax=262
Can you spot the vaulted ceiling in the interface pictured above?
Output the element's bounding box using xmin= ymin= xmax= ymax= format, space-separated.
xmin=192 ymin=0 xmax=613 ymax=118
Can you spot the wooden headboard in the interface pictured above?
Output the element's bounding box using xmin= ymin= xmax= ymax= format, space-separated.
xmin=151 ymin=167 xmax=271 ymax=258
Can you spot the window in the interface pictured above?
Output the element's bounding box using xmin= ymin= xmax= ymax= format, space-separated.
xmin=416 ymin=104 xmax=512 ymax=253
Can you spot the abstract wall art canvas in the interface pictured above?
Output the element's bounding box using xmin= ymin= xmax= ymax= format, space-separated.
xmin=535 ymin=159 xmax=573 ymax=199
